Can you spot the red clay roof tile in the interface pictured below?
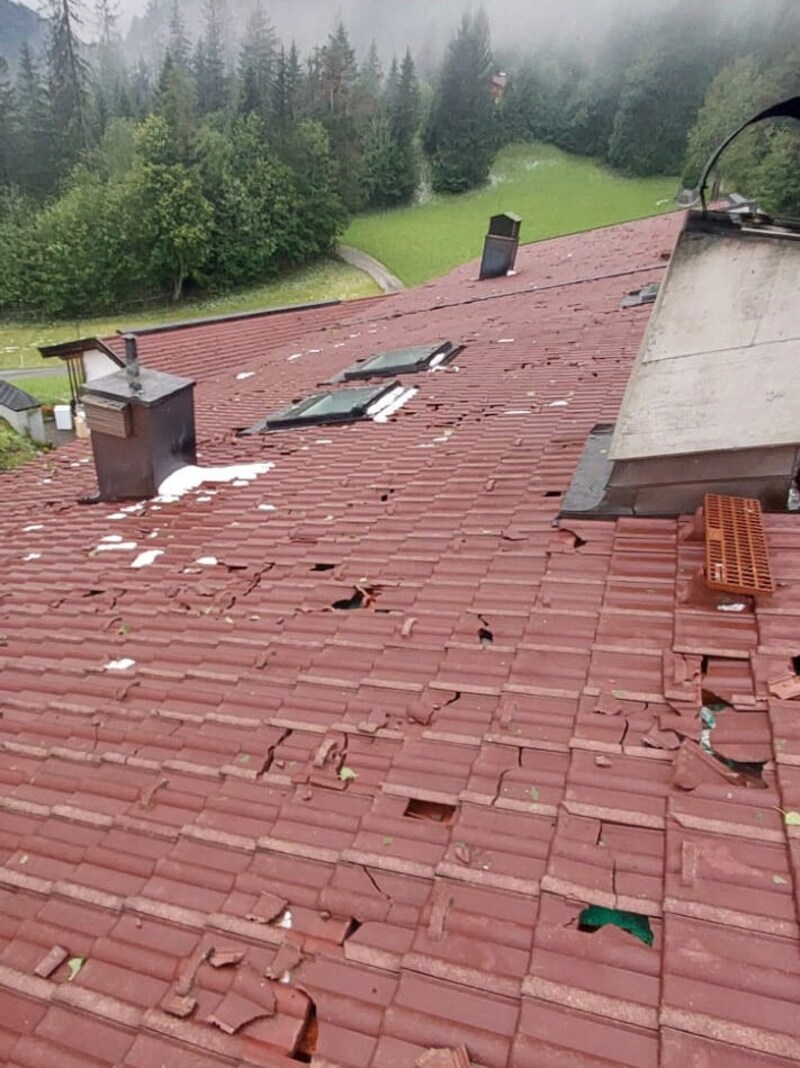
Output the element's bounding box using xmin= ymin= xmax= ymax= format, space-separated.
xmin=3 ymin=211 xmax=800 ymax=1063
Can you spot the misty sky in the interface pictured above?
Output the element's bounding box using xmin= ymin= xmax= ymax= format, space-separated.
xmin=17 ymin=0 xmax=777 ymax=60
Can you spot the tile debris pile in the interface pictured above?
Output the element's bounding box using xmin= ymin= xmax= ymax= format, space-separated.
xmin=1 ymin=213 xmax=800 ymax=1066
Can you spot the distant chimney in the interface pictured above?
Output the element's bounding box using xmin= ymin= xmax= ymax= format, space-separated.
xmin=479 ymin=213 xmax=522 ymax=280
xmin=81 ymin=362 xmax=196 ymax=501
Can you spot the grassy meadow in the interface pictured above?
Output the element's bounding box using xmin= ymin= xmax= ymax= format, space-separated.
xmin=0 ymin=258 xmax=380 ymax=372
xmin=344 ymin=141 xmax=678 ymax=286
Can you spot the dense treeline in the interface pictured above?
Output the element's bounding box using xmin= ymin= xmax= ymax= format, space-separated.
xmin=0 ymin=0 xmax=435 ymax=316
xmin=497 ymin=0 xmax=800 ymax=213
xmin=0 ymin=0 xmax=798 ymax=319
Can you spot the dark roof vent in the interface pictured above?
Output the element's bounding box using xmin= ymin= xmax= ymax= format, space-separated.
xmin=480 ymin=213 xmax=522 ymax=280
xmin=342 ymin=341 xmax=459 ymax=381
xmin=251 ymin=382 xmax=402 ymax=432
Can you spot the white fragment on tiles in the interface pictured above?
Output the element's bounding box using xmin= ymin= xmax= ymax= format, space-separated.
xmin=370 ymin=386 xmax=418 ymax=423
xmin=307 ymin=348 xmax=321 ymax=354
xmin=717 ymin=602 xmax=747 ymax=613
xmin=277 ymin=909 xmax=293 ymax=930
xmin=287 ymin=353 xmax=302 ymax=362
xmin=42 ymin=479 xmax=52 ymax=484
xmin=107 ymin=513 xmax=128 ymax=520
xmin=549 ymin=400 xmax=569 ymax=407
xmin=121 ymin=503 xmax=144 ymax=513
xmin=232 ymin=480 xmax=249 ymax=487
xmin=315 ymin=439 xmax=333 ymax=445
xmin=23 ymin=524 xmax=44 ymax=532
xmin=105 ymin=658 xmax=136 ymax=671
xmin=131 ymin=549 xmax=164 ymax=569
xmin=157 ymin=462 xmax=273 ymax=501
xmin=96 ymin=541 xmax=138 ymax=552
xmin=257 ymin=504 xmax=276 ymax=512
xmin=197 ymin=496 xmax=213 ymax=502
xmin=348 ymin=333 xmax=360 ymax=339
xmin=23 ymin=552 xmax=42 ymax=561
xmin=147 ymin=530 xmax=160 ymax=539
xmin=428 ymin=351 xmax=450 ymax=370
xmin=101 ymin=534 xmax=125 ymax=543
xmin=498 ymin=338 xmax=515 ymax=343
xmin=505 ymin=410 xmax=531 ymax=415
xmin=196 ymin=556 xmax=218 ymax=566
xmin=236 ymin=371 xmax=255 ymax=380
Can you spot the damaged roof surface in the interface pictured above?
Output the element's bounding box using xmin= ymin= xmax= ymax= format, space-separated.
xmin=2 ymin=213 xmax=800 ymax=1067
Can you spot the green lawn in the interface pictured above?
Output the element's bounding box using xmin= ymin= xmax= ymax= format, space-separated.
xmin=344 ymin=141 xmax=679 ymax=286
xmin=0 ymin=258 xmax=380 ymax=371
xmin=10 ymin=375 xmax=72 ymax=408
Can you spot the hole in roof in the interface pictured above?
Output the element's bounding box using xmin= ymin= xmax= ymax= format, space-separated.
xmin=404 ymin=798 xmax=456 ymax=824
xmin=343 ymin=341 xmax=460 ymax=381
xmin=343 ymin=918 xmax=362 ymax=940
xmin=793 ymin=655 xmax=800 ymax=675
xmin=249 ymin=382 xmax=401 ymax=432
xmin=312 ymin=563 xmax=336 ymax=572
xmin=700 ymin=702 xmax=768 ymax=788
xmin=578 ymin=906 xmax=653 ymax=945
xmin=478 ymin=626 xmax=493 ymax=645
xmin=332 ymin=586 xmax=378 ymax=611
xmin=293 ymin=1000 xmax=318 ymax=1063
xmin=544 ymin=490 xmax=562 ymax=498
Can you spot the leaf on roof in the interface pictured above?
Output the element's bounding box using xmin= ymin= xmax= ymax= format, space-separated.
xmin=67 ymin=956 xmax=85 ymax=981
xmin=784 ymin=810 xmax=800 ymax=826
xmin=578 ymin=906 xmax=653 ymax=946
xmin=338 ymin=766 xmax=358 ymax=783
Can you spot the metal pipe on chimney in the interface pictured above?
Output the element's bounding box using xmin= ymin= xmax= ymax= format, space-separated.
xmin=123 ymin=333 xmax=142 ymax=395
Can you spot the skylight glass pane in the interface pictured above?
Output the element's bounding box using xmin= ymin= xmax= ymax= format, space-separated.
xmin=260 ymin=382 xmax=399 ymax=430
xmin=304 ymin=386 xmax=384 ymax=417
xmin=344 ymin=341 xmax=456 ymax=380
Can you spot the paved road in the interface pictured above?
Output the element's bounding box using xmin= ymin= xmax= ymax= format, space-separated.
xmin=0 ymin=364 xmax=65 ymax=381
xmin=336 ymin=245 xmax=406 ymax=294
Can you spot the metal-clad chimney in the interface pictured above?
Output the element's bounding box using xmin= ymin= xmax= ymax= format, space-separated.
xmin=479 ymin=213 xmax=522 ymax=280
xmin=81 ymin=357 xmax=196 ymax=501
xmin=123 ymin=333 xmax=142 ymax=395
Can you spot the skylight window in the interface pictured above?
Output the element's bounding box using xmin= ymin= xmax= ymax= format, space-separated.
xmin=252 ymin=382 xmax=401 ymax=431
xmin=343 ymin=341 xmax=459 ymax=381
xmin=621 ymin=283 xmax=660 ymax=309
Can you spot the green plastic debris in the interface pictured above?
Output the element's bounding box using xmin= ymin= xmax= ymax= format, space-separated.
xmin=338 ymin=766 xmax=358 ymax=783
xmin=578 ymin=906 xmax=654 ymax=946
xmin=784 ymin=811 xmax=800 ymax=826
xmin=67 ymin=957 xmax=85 ymax=981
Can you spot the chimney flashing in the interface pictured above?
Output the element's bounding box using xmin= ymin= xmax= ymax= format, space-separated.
xmin=83 ymin=367 xmax=194 ymax=408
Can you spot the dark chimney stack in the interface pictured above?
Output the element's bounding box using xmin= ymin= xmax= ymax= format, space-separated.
xmin=81 ymin=358 xmax=197 ymax=502
xmin=479 ymin=213 xmax=522 ymax=280
xmin=123 ymin=333 xmax=142 ymax=395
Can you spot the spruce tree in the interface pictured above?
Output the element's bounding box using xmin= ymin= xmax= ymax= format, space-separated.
xmin=195 ymin=0 xmax=228 ymax=114
xmin=45 ymin=0 xmax=91 ymax=172
xmin=0 ymin=59 xmax=19 ymax=187
xmin=424 ymin=10 xmax=496 ymax=193
xmin=237 ymin=2 xmax=276 ymax=118
xmin=15 ymin=42 xmax=54 ymax=196
xmin=167 ymin=0 xmax=191 ymax=69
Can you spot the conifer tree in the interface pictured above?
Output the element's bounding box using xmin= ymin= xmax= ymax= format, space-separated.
xmin=45 ymin=0 xmax=91 ymax=171
xmin=15 ymin=42 xmax=54 ymax=195
xmin=424 ymin=9 xmax=495 ymax=193
xmin=237 ymin=2 xmax=276 ymax=118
